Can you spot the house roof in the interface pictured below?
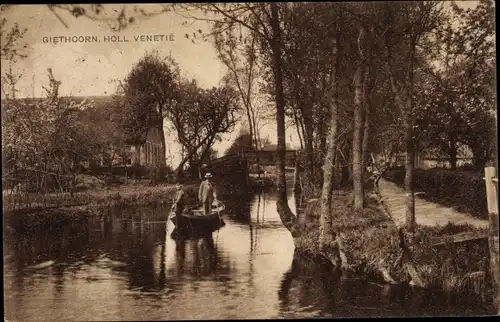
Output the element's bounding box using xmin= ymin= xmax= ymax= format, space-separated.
xmin=6 ymin=95 xmax=114 ymax=106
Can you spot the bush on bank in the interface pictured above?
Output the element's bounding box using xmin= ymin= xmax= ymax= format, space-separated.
xmin=294 ymin=190 xmax=493 ymax=303
xmin=383 ymin=168 xmax=487 ymax=219
xmin=295 ymin=191 xmax=406 ymax=280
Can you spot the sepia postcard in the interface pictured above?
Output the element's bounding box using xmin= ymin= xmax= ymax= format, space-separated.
xmin=2 ymin=2 xmax=498 ymax=320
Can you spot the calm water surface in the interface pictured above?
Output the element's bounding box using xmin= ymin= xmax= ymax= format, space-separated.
xmin=4 ymin=189 xmax=495 ymax=320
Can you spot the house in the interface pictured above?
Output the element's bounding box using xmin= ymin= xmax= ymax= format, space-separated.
xmin=414 ymin=146 xmax=473 ymax=169
xmin=387 ymin=145 xmax=473 ymax=169
xmin=72 ymin=96 xmax=165 ymax=169
xmin=127 ymin=127 xmax=164 ymax=168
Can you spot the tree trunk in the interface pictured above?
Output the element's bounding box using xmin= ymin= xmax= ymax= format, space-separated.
xmin=471 ymin=147 xmax=488 ymax=172
xmin=403 ymin=47 xmax=416 ymax=232
xmin=403 ymin=117 xmax=416 ymax=232
xmin=319 ymin=123 xmax=327 ymax=186
xmin=448 ymin=140 xmax=458 ymax=170
xmin=362 ymin=64 xmax=375 ymax=174
xmin=386 ymin=89 xmax=415 ymax=232
xmin=352 ymin=62 xmax=365 ymax=211
xmin=176 ymin=158 xmax=188 ymax=182
xmin=449 ymin=152 xmax=457 ymax=170
xmin=303 ymin=115 xmax=315 ymax=195
xmin=348 ymin=144 xmax=354 ymax=184
xmin=386 ymin=20 xmax=416 ymax=232
xmin=361 ymin=110 xmax=370 ymax=171
xmin=319 ymin=16 xmax=340 ymax=251
xmin=269 ymin=3 xmax=297 ymax=235
xmin=319 ymin=93 xmax=339 ymax=250
xmin=295 ymin=112 xmax=304 ymax=150
xmin=247 ymin=112 xmax=254 ymax=150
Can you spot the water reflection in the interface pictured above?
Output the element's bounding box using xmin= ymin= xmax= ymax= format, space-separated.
xmin=4 ymin=189 xmax=495 ymax=320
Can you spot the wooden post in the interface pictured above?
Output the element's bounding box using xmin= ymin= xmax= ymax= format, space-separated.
xmin=484 ymin=166 xmax=499 ymax=313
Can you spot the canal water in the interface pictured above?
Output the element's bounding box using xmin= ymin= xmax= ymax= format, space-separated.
xmin=3 ymin=189 xmax=495 ymax=320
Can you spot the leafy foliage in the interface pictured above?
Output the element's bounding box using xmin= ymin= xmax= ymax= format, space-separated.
xmin=171 ymin=80 xmax=240 ymax=174
xmin=2 ymin=69 xmax=97 ymax=192
xmin=416 ymin=0 xmax=496 ymax=169
xmin=224 ymin=130 xmax=253 ymax=156
xmin=119 ymin=50 xmax=179 ymax=147
xmin=1 ymin=5 xmax=28 ymax=99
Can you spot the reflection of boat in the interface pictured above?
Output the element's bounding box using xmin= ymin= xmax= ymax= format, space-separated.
xmin=172 ymin=231 xmax=218 ymax=278
xmin=170 ymin=202 xmax=225 ymax=233
xmin=170 ymin=227 xmax=223 ymax=240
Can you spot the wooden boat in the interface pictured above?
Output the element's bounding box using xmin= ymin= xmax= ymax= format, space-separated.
xmin=170 ymin=202 xmax=225 ymax=233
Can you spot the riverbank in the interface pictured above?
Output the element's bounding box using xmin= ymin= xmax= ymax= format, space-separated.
xmin=3 ymin=183 xmax=199 ymax=223
xmin=293 ymin=186 xmax=495 ymax=306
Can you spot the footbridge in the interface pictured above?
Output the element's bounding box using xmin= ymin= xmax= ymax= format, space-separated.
xmin=202 ymin=150 xmax=298 ymax=188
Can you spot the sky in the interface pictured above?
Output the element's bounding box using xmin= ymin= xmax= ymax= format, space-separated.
xmin=1 ymin=2 xmax=482 ymax=167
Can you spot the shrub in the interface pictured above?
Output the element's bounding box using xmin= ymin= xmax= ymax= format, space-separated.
xmin=383 ymin=168 xmax=488 ymax=219
xmin=457 ymin=163 xmax=480 ymax=172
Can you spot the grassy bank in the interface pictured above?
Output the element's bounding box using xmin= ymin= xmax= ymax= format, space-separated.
xmin=294 ymin=191 xmax=405 ymax=279
xmin=3 ymin=183 xmax=199 ymax=219
xmin=294 ymin=189 xmax=494 ymax=304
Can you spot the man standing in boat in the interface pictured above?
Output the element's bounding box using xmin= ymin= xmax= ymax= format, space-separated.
xmin=171 ymin=183 xmax=186 ymax=216
xmin=198 ymin=173 xmax=218 ymax=215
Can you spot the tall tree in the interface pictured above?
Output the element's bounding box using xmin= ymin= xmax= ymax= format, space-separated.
xmin=214 ymin=26 xmax=261 ymax=152
xmin=319 ymin=3 xmax=342 ymax=251
xmin=281 ymin=3 xmax=317 ymax=190
xmin=268 ymin=3 xmax=297 ymax=230
xmin=169 ymin=80 xmax=239 ymax=179
xmin=384 ymin=1 xmax=442 ymax=232
xmin=120 ymin=51 xmax=180 ymax=171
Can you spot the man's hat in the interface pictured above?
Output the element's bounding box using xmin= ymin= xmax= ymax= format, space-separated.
xmin=204 ymin=173 xmax=213 ymax=178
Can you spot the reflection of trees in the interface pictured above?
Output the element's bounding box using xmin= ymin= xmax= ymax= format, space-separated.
xmin=221 ymin=191 xmax=253 ymax=225
xmin=277 ymin=254 xmax=444 ymax=318
xmin=6 ymin=215 xmax=97 ymax=268
xmin=278 ymin=254 xmax=342 ymax=315
xmin=4 ymin=205 xmax=173 ymax=295
xmin=102 ymin=210 xmax=171 ymax=293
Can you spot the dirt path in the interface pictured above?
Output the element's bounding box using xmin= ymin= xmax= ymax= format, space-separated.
xmin=377 ymin=178 xmax=489 ymax=229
